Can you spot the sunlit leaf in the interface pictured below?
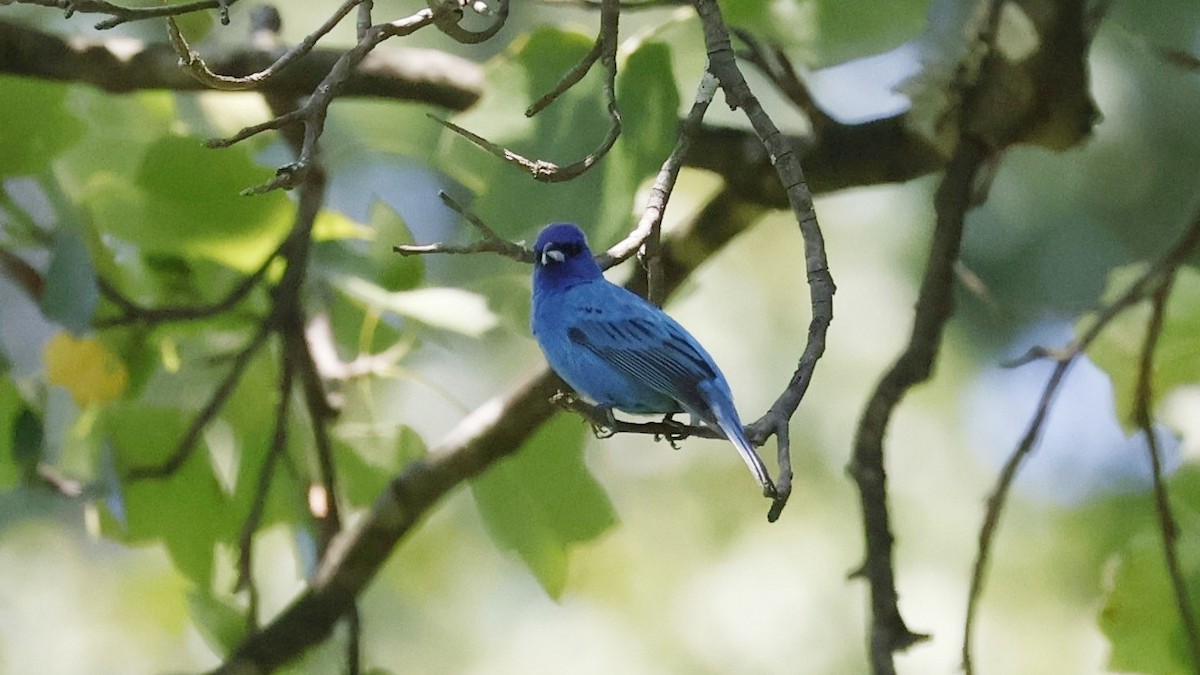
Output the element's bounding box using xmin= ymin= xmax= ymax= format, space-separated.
xmin=104 ymin=405 xmax=232 ymax=586
xmin=313 ymin=209 xmax=373 ymax=242
xmin=187 ymin=590 xmax=249 ymax=656
xmin=0 ymin=76 xmax=85 ymax=177
xmin=438 ymin=27 xmax=611 ymax=240
xmin=1084 ymin=265 xmax=1200 ymax=430
xmin=335 ymin=425 xmax=426 ymax=508
xmin=369 ymin=200 xmax=423 ymax=292
xmin=471 ymin=414 xmax=616 ymax=597
xmin=86 ymin=134 xmax=293 ymax=271
xmin=1100 ymin=521 xmax=1200 ymax=675
xmin=337 ymin=277 xmax=499 ymax=336
xmin=44 ymin=331 xmax=129 ymax=407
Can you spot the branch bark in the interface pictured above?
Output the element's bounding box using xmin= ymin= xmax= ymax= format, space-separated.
xmin=0 ymin=18 xmax=483 ymax=110
xmin=212 ymin=188 xmax=766 ymax=675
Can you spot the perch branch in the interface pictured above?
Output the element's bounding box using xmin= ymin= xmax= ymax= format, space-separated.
xmin=213 ymin=188 xmax=765 ymax=675
xmin=693 ymin=0 xmax=834 ymax=521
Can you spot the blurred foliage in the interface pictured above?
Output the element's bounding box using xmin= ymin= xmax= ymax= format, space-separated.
xmin=0 ymin=1 xmax=1198 ymax=674
xmin=1085 ymin=265 xmax=1200 ymax=431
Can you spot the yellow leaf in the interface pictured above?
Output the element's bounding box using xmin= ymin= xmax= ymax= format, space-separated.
xmin=44 ymin=332 xmax=128 ymax=406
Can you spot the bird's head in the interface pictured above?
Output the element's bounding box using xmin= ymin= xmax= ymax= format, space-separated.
xmin=533 ymin=223 xmax=602 ymax=286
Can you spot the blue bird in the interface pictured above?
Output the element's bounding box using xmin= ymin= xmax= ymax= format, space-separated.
xmin=531 ymin=223 xmax=775 ymax=497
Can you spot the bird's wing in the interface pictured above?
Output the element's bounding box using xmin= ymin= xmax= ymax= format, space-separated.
xmin=566 ymin=305 xmax=717 ymax=407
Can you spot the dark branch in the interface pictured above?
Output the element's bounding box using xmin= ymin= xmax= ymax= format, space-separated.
xmin=429 ymin=0 xmax=621 ymax=183
xmin=213 ymin=188 xmax=766 ymax=675
xmin=694 ymin=0 xmax=834 ymax=520
xmin=9 ymin=0 xmax=236 ymax=29
xmin=0 ymin=19 xmax=482 ymax=110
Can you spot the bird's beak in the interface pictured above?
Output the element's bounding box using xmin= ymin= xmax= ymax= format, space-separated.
xmin=542 ymin=248 xmax=565 ymax=265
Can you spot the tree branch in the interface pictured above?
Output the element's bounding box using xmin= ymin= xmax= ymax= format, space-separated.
xmin=1134 ymin=275 xmax=1200 ymax=673
xmin=9 ymin=0 xmax=236 ymax=29
xmin=0 ymin=19 xmax=482 ymax=110
xmin=429 ymin=0 xmax=621 ymax=183
xmin=693 ymin=0 xmax=833 ymax=520
xmin=212 ymin=187 xmax=765 ymax=675
xmin=963 ymin=210 xmax=1200 ymax=673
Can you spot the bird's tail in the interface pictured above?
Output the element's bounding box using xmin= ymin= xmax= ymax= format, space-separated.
xmin=699 ymin=384 xmax=776 ymax=498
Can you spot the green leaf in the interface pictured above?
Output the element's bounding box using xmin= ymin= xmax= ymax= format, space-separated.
xmin=187 ymin=590 xmax=249 ymax=656
xmin=86 ymin=134 xmax=293 ymax=271
xmin=719 ymin=0 xmax=932 ymax=65
xmin=104 ymin=404 xmax=232 ymax=586
xmin=0 ymin=76 xmax=85 ymax=177
xmin=336 ymin=277 xmax=499 ymax=337
xmin=368 ymin=201 xmax=423 ymax=292
xmin=599 ymin=40 xmax=681 ymax=232
xmin=1084 ymin=265 xmax=1200 ymax=429
xmin=39 ymin=228 xmax=99 ymax=335
xmin=437 ymin=27 xmax=613 ymax=240
xmin=335 ymin=425 xmax=426 ymax=508
xmin=470 ymin=414 xmax=616 ymax=597
xmin=0 ymin=379 xmax=24 ymax=490
xmin=11 ymin=408 xmax=42 ymax=481
xmin=810 ymin=0 xmax=933 ymax=65
xmin=1100 ymin=522 xmax=1200 ymax=675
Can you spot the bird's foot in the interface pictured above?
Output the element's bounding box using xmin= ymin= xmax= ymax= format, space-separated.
xmin=653 ymin=413 xmax=689 ymax=449
xmin=589 ymin=405 xmax=618 ymax=439
xmin=590 ymin=423 xmax=616 ymax=439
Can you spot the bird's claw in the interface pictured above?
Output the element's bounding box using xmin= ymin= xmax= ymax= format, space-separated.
xmin=590 ymin=423 xmax=616 ymax=439
xmin=654 ymin=433 xmax=684 ymax=450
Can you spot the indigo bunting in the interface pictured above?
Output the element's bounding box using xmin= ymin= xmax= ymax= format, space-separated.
xmin=531 ymin=223 xmax=775 ymax=497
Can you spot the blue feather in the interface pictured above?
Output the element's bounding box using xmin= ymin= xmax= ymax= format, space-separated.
xmin=531 ymin=223 xmax=775 ymax=496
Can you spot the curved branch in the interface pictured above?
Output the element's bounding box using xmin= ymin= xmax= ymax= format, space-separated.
xmin=213 ymin=188 xmax=764 ymax=675
xmin=693 ymin=0 xmax=834 ymax=520
xmin=166 ymin=1 xmax=367 ymax=91
xmin=432 ymin=0 xmax=510 ymax=44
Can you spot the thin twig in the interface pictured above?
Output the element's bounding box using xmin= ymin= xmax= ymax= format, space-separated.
xmin=167 ymin=0 xmax=367 ymax=91
xmin=430 ymin=0 xmax=621 ymax=183
xmin=962 ymin=212 xmax=1200 ymax=673
xmin=432 ymin=0 xmax=510 ymax=44
xmin=96 ymin=240 xmax=283 ymax=328
xmin=211 ymin=4 xmax=451 ymax=193
xmin=123 ymin=322 xmax=272 ymax=481
xmin=10 ymin=0 xmax=236 ymax=29
xmin=732 ymin=28 xmax=833 ymax=133
xmin=525 ymin=40 xmax=604 ymax=118
xmin=394 ymin=191 xmax=534 ymax=263
xmin=1135 ymin=276 xmax=1200 ymax=673
xmin=236 ymin=357 xmax=294 ymax=632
